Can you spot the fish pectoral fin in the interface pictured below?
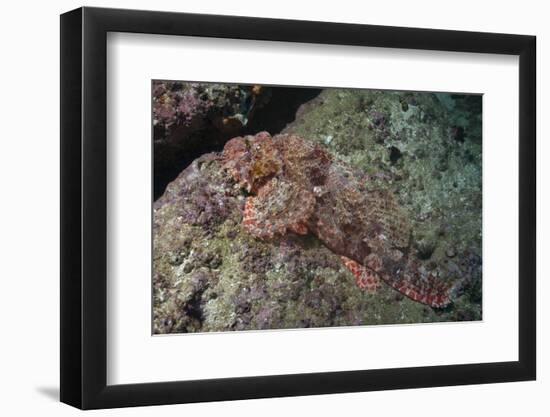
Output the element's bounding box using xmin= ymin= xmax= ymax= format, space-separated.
xmin=340 ymin=256 xmax=382 ymax=294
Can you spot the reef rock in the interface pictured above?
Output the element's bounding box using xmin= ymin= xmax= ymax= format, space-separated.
xmin=154 ymin=88 xmax=482 ymax=333
xmin=153 ymin=82 xmax=268 ymax=199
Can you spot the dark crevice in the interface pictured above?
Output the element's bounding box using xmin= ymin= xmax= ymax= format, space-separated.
xmin=183 ymin=290 xmax=205 ymax=325
xmin=389 ymin=146 xmax=402 ymax=164
xmin=153 ymin=86 xmax=322 ymax=201
xmin=243 ymin=86 xmax=322 ymax=136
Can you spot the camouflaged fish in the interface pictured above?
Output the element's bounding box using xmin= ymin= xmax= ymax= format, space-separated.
xmin=222 ymin=131 xmax=455 ymax=308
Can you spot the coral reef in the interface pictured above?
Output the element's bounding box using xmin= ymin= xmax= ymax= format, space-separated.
xmin=153 ymin=81 xmax=268 ymax=199
xmin=153 ymin=86 xmax=482 ymax=333
xmin=152 ymin=82 xmax=321 ymax=200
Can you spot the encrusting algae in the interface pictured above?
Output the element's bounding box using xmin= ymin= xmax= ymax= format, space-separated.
xmin=153 ymin=86 xmax=482 ymax=334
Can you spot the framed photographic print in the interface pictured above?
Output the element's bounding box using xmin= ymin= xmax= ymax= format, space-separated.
xmin=60 ymin=6 xmax=536 ymax=409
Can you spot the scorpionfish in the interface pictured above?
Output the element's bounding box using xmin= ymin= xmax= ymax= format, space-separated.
xmin=222 ymin=131 xmax=455 ymax=308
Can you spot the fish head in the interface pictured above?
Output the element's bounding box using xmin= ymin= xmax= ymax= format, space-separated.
xmin=222 ymin=131 xmax=282 ymax=193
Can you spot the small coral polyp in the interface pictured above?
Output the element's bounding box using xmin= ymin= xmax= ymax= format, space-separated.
xmin=222 ymin=131 xmax=456 ymax=308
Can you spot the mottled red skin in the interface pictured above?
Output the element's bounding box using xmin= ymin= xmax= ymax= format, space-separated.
xmin=341 ymin=256 xmax=382 ymax=294
xmin=222 ymin=132 xmax=455 ymax=308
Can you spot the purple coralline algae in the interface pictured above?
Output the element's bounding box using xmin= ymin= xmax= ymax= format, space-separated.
xmin=153 ymin=82 xmax=268 ymax=198
xmin=153 ymin=82 xmax=266 ymax=136
xmin=153 ymin=87 xmax=482 ymax=334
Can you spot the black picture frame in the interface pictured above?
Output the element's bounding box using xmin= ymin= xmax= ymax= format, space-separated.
xmin=60 ymin=6 xmax=536 ymax=410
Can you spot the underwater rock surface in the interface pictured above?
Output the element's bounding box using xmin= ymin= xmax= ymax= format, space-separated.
xmin=153 ymin=88 xmax=482 ymax=334
xmin=153 ymin=82 xmax=321 ymax=200
xmin=153 ymin=82 xmax=268 ymax=199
